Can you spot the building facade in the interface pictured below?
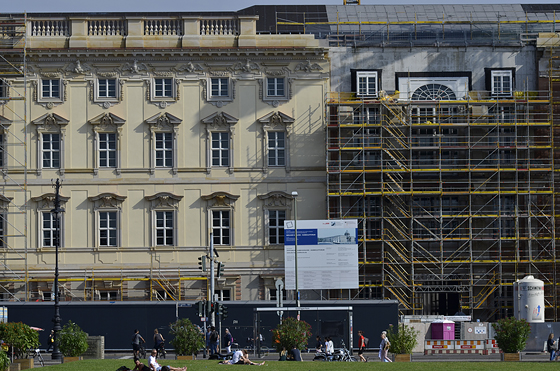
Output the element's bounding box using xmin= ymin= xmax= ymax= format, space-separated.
xmin=0 ymin=14 xmax=328 ymax=302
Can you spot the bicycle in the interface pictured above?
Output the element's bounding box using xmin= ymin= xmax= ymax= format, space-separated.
xmin=157 ymin=342 xmax=166 ymax=359
xmin=138 ymin=342 xmax=147 ymax=359
xmin=30 ymin=348 xmax=44 ymax=367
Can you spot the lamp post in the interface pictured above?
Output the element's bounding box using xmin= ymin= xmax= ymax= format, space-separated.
xmin=291 ymin=191 xmax=300 ymax=320
xmin=51 ymin=179 xmax=64 ymax=361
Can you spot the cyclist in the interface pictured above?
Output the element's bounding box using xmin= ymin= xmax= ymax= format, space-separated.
xmin=132 ymin=329 xmax=146 ymax=358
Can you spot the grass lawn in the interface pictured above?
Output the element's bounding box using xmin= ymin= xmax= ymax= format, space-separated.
xmin=38 ymin=359 xmax=559 ymax=371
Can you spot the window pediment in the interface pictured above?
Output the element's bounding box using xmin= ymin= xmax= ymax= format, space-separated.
xmin=201 ymin=112 xmax=238 ymax=131
xmin=258 ymin=191 xmax=293 ymax=209
xmin=145 ymin=192 xmax=183 ymax=209
xmin=0 ymin=115 xmax=11 ymax=131
xmin=88 ymin=113 xmax=126 ymax=133
xmin=0 ymin=194 xmax=13 ymax=211
xmin=31 ymin=193 xmax=69 ymax=209
xmin=145 ymin=112 xmax=182 ymax=133
xmin=88 ymin=193 xmax=126 ymax=209
xmin=32 ymin=113 xmax=69 ymax=132
xmin=257 ymin=111 xmax=294 ymax=130
xmin=202 ymin=191 xmax=239 ymax=209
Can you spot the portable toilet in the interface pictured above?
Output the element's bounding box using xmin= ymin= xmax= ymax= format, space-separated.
xmin=431 ymin=320 xmax=455 ymax=340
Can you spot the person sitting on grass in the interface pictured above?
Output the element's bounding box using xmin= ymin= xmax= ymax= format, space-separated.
xmin=288 ymin=345 xmax=302 ymax=361
xmin=133 ymin=357 xmax=148 ymax=371
xmin=219 ymin=349 xmax=265 ymax=365
xmin=148 ymin=349 xmax=187 ymax=371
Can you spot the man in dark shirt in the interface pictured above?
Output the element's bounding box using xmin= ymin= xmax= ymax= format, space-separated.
xmin=289 ymin=345 xmax=302 ymax=361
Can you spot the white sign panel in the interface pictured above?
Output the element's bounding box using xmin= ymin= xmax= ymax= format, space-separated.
xmin=284 ymin=219 xmax=358 ymax=290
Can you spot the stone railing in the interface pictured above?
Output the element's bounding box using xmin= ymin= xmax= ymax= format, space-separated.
xmin=144 ymin=19 xmax=182 ymax=36
xmin=25 ymin=15 xmax=318 ymax=49
xmin=88 ymin=19 xmax=126 ymax=36
xmin=200 ymin=18 xmax=239 ymax=36
xmin=30 ymin=19 xmax=69 ymax=37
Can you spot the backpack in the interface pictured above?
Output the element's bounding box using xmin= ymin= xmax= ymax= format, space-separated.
xmin=363 ymin=337 xmax=369 ymax=348
xmin=210 ymin=330 xmax=218 ymax=342
xmin=384 ymin=339 xmax=390 ymax=350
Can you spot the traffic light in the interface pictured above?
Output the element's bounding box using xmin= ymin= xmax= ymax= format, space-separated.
xmin=221 ymin=305 xmax=228 ymax=319
xmin=216 ymin=303 xmax=223 ymax=316
xmin=195 ymin=301 xmax=200 ymax=316
xmin=196 ymin=300 xmax=204 ymax=317
xmin=198 ymin=256 xmax=207 ymax=272
xmin=217 ymin=262 xmax=225 ymax=278
xmin=207 ymin=302 xmax=215 ymax=316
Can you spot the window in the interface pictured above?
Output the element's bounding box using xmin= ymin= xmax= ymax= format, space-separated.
xmin=0 ymin=214 xmax=4 ymax=248
xmin=42 ymin=133 xmax=60 ymax=168
xmin=0 ymin=80 xmax=6 ymax=98
xmin=211 ymin=78 xmax=229 ymax=97
xmin=214 ymin=289 xmax=231 ymax=301
xmin=212 ymin=210 xmax=230 ymax=245
xmin=267 ymin=77 xmax=285 ymax=97
xmin=268 ymin=132 xmax=285 ymax=167
xmin=268 ymin=210 xmax=285 ymax=245
xmin=0 ymin=134 xmax=4 ymax=168
xmin=155 ymin=132 xmax=173 ymax=168
xmin=41 ymin=79 xmax=60 ymax=99
xmin=269 ymin=288 xmax=287 ymax=301
xmin=156 ymin=211 xmax=174 ymax=246
xmin=491 ymin=70 xmax=512 ymax=97
xmin=42 ymin=212 xmax=60 ymax=247
xmin=212 ymin=132 xmax=229 ymax=167
xmin=412 ymin=84 xmax=456 ymax=101
xmin=154 ymin=78 xmax=173 ymax=98
xmin=99 ymin=211 xmax=117 ymax=247
xmin=99 ymin=133 xmax=116 ymax=168
xmin=356 ymin=71 xmax=378 ymax=97
xmin=98 ymin=79 xmax=117 ymax=98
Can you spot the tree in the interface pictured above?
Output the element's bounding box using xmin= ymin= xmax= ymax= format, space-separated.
xmin=0 ymin=351 xmax=9 ymax=371
xmin=492 ymin=317 xmax=531 ymax=353
xmin=386 ymin=323 xmax=419 ymax=354
xmin=169 ymin=318 xmax=205 ymax=356
xmin=0 ymin=322 xmax=39 ymax=359
xmin=58 ymin=320 xmax=89 ymax=357
xmin=271 ymin=317 xmax=312 ymax=352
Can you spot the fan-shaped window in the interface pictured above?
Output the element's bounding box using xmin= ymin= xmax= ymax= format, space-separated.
xmin=412 ymin=84 xmax=456 ymax=101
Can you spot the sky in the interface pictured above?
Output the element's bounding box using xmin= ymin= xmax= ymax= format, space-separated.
xmin=3 ymin=0 xmax=560 ymax=13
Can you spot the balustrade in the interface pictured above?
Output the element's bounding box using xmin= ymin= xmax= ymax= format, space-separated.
xmin=144 ymin=19 xmax=182 ymax=36
xmin=200 ymin=19 xmax=239 ymax=36
xmin=88 ymin=20 xmax=126 ymax=36
xmin=31 ymin=20 xmax=69 ymax=36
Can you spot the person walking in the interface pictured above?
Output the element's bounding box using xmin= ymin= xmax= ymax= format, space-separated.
xmin=224 ymin=328 xmax=233 ymax=354
xmin=357 ymin=330 xmax=367 ymax=362
xmin=131 ymin=329 xmax=145 ymax=358
xmin=548 ymin=333 xmax=557 ymax=361
xmin=46 ymin=330 xmax=55 ymax=352
xmin=379 ymin=331 xmax=392 ymax=362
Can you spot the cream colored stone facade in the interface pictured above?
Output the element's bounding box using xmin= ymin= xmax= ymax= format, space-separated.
xmin=1 ymin=15 xmax=328 ymax=302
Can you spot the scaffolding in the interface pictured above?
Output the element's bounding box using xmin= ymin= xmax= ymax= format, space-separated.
xmin=0 ymin=15 xmax=28 ymax=301
xmin=326 ymin=88 xmax=558 ymax=320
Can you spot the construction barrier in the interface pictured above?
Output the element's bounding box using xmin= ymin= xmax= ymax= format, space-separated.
xmin=425 ymin=340 xmax=502 ymax=355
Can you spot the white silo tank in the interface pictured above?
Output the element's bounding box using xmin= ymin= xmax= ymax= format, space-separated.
xmin=515 ymin=275 xmax=545 ymax=323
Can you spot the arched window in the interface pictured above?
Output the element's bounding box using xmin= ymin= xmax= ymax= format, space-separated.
xmin=411 ymin=83 xmax=456 ymax=101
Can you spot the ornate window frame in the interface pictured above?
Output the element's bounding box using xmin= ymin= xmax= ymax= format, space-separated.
xmin=0 ymin=115 xmax=12 ymax=171
xmin=486 ymin=68 xmax=515 ymax=98
xmin=0 ymin=195 xmax=12 ymax=248
xmin=258 ymin=191 xmax=293 ymax=246
xmin=32 ymin=113 xmax=69 ymax=176
xmin=145 ymin=192 xmax=183 ymax=248
xmin=88 ymin=193 xmax=126 ymax=249
xmin=202 ymin=192 xmax=239 ymax=247
xmin=31 ymin=193 xmax=69 ymax=250
xmin=145 ymin=112 xmax=182 ymax=175
xmin=147 ymin=76 xmax=180 ymax=108
xmin=88 ymin=112 xmax=125 ymax=175
xmin=257 ymin=111 xmax=294 ymax=173
xmin=201 ymin=112 xmax=238 ymax=174
xmin=203 ymin=72 xmax=235 ymax=107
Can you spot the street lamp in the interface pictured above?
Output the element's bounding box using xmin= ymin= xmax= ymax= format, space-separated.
xmin=51 ymin=179 xmax=64 ymax=361
xmin=291 ymin=191 xmax=300 ymax=320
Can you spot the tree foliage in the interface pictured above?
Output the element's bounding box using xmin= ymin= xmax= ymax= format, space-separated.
xmin=58 ymin=320 xmax=89 ymax=357
xmin=386 ymin=323 xmax=419 ymax=354
xmin=0 ymin=351 xmax=8 ymax=371
xmin=169 ymin=318 xmax=205 ymax=356
xmin=492 ymin=317 xmax=531 ymax=353
xmin=271 ymin=317 xmax=312 ymax=352
xmin=0 ymin=322 xmax=39 ymax=359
